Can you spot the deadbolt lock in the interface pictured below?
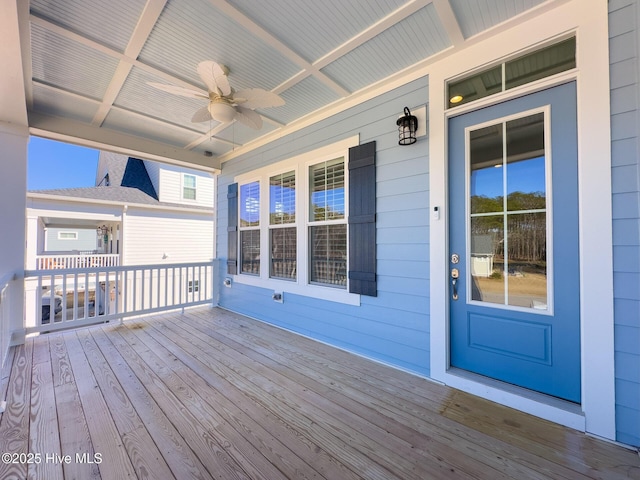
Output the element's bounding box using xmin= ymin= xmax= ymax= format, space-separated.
xmin=451 ymin=253 xmax=459 ymax=264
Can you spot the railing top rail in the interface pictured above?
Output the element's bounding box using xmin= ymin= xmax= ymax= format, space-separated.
xmin=26 ymin=260 xmax=215 ymax=277
xmin=36 ymin=253 xmax=119 ymax=258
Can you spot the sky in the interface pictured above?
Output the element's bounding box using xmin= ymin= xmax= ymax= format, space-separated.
xmin=28 ymin=137 xmax=99 ymax=191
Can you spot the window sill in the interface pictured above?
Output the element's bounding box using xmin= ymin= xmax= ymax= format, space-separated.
xmin=232 ymin=274 xmax=361 ymax=306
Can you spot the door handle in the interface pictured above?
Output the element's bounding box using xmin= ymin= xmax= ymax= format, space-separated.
xmin=451 ymin=267 xmax=459 ymax=301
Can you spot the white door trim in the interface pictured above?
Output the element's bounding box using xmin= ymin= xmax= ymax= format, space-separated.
xmin=429 ymin=0 xmax=615 ymax=440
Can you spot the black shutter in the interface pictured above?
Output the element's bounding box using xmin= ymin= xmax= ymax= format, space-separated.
xmin=348 ymin=141 xmax=377 ymax=296
xmin=227 ymin=183 xmax=238 ymax=275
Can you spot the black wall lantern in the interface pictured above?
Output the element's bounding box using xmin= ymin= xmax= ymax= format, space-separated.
xmin=396 ymin=107 xmax=418 ymax=145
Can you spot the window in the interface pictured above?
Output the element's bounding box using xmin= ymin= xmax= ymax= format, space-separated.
xmin=183 ymin=174 xmax=197 ymax=200
xmin=447 ymin=37 xmax=576 ymax=109
xmin=188 ymin=280 xmax=199 ymax=293
xmin=239 ymin=181 xmax=260 ymax=275
xmin=270 ymin=171 xmax=296 ymax=280
xmin=229 ymin=136 xmax=376 ymax=304
xmin=309 ymin=158 xmax=347 ymax=287
xmin=58 ymin=231 xmax=78 ymax=240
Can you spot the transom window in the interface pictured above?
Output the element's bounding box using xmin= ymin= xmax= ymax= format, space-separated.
xmin=447 ymin=37 xmax=576 ymax=109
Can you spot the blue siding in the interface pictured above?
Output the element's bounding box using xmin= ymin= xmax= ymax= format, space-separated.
xmin=610 ymin=0 xmax=640 ymax=447
xmin=217 ymin=78 xmax=430 ymax=376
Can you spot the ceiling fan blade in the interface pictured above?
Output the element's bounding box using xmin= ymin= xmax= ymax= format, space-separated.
xmin=234 ymin=106 xmax=263 ymax=130
xmin=147 ymin=82 xmax=208 ymax=99
xmin=233 ymin=88 xmax=285 ymax=109
xmin=191 ymin=106 xmax=212 ymax=123
xmin=197 ymin=61 xmax=231 ymax=97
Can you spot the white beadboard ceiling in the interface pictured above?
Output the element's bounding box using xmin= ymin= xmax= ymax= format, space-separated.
xmin=23 ymin=0 xmax=555 ymax=171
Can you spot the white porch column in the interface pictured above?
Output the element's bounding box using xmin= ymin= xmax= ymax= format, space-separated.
xmin=0 ymin=0 xmax=30 ymax=354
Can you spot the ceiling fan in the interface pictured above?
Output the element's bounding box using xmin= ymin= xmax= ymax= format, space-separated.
xmin=148 ymin=61 xmax=285 ymax=129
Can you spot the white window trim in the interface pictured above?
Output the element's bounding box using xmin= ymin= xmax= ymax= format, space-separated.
xmin=464 ymin=106 xmax=554 ymax=316
xmin=429 ymin=1 xmax=615 ymax=440
xmin=182 ymin=173 xmax=197 ymax=201
xmin=57 ymin=231 xmax=78 ymax=240
xmin=234 ymin=135 xmax=360 ymax=306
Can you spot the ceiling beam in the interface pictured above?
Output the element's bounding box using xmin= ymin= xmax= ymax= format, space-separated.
xmin=29 ymin=112 xmax=221 ymax=172
xmin=91 ymin=0 xmax=168 ymax=126
xmin=432 ymin=0 xmax=465 ymax=47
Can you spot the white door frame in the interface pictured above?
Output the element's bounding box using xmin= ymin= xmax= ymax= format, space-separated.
xmin=429 ymin=0 xmax=615 ymax=440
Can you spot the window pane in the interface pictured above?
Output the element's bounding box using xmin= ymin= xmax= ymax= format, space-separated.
xmin=470 ymin=216 xmax=505 ymax=304
xmin=309 ymin=224 xmax=347 ymax=287
xmin=470 ymin=123 xmax=504 ymax=214
xmin=183 ymin=175 xmax=196 ymax=200
xmin=507 ymin=213 xmax=547 ymax=309
xmin=309 ymin=158 xmax=345 ymax=221
xmin=240 ymin=230 xmax=260 ymax=275
xmin=183 ymin=175 xmax=196 ymax=188
xmin=270 ymin=227 xmax=296 ymax=280
xmin=506 ymin=113 xmax=546 ymax=211
xmin=240 ymin=182 xmax=260 ymax=227
xmin=183 ymin=187 xmax=196 ymax=200
xmin=270 ymin=171 xmax=296 ymax=224
xmin=505 ymin=37 xmax=576 ymax=90
xmin=447 ymin=65 xmax=502 ymax=108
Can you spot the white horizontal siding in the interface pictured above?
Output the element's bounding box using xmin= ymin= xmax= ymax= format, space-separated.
xmin=157 ymin=164 xmax=215 ymax=208
xmin=123 ymin=210 xmax=214 ymax=265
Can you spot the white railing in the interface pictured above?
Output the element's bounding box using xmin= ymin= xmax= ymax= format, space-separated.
xmin=36 ymin=254 xmax=120 ymax=270
xmin=24 ymin=261 xmax=216 ymax=334
xmin=0 ymin=271 xmax=17 ymax=371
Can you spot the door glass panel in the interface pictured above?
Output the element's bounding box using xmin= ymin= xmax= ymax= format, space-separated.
xmin=507 ymin=213 xmax=547 ymax=308
xmin=470 ymin=216 xmax=505 ymax=304
xmin=470 ymin=124 xmax=503 ymax=214
xmin=506 ymin=113 xmax=545 ymax=211
xmin=468 ymin=112 xmax=549 ymax=310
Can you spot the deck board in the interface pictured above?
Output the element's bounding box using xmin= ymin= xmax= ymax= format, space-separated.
xmin=1 ymin=306 xmax=639 ymax=480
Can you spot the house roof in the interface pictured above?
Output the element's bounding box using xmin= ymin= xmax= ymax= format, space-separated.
xmin=13 ymin=0 xmax=560 ymax=170
xmin=99 ymin=153 xmax=158 ymax=200
xmin=30 ymin=154 xmax=211 ymax=212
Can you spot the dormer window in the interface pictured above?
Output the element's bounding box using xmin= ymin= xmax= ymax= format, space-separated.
xmin=183 ymin=174 xmax=196 ymax=200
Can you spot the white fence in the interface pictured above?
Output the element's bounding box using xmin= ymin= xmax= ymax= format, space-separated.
xmin=36 ymin=253 xmax=120 ymax=270
xmin=24 ymin=261 xmax=215 ymax=334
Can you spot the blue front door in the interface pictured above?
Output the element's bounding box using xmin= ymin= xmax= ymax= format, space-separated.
xmin=448 ymin=82 xmax=580 ymax=402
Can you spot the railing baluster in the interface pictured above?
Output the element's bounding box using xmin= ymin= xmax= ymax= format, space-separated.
xmin=25 ymin=261 xmax=214 ymax=333
xmin=61 ymin=273 xmax=67 ymax=323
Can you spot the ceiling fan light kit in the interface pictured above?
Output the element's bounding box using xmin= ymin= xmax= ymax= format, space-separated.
xmin=148 ymin=61 xmax=284 ymax=130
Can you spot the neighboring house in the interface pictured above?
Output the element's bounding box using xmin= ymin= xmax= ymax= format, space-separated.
xmin=0 ymin=0 xmax=638 ymax=452
xmin=26 ymin=151 xmax=214 ymax=268
xmin=24 ymin=151 xmax=214 ymax=326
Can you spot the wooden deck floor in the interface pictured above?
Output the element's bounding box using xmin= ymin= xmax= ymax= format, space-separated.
xmin=0 ymin=307 xmax=638 ymax=480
